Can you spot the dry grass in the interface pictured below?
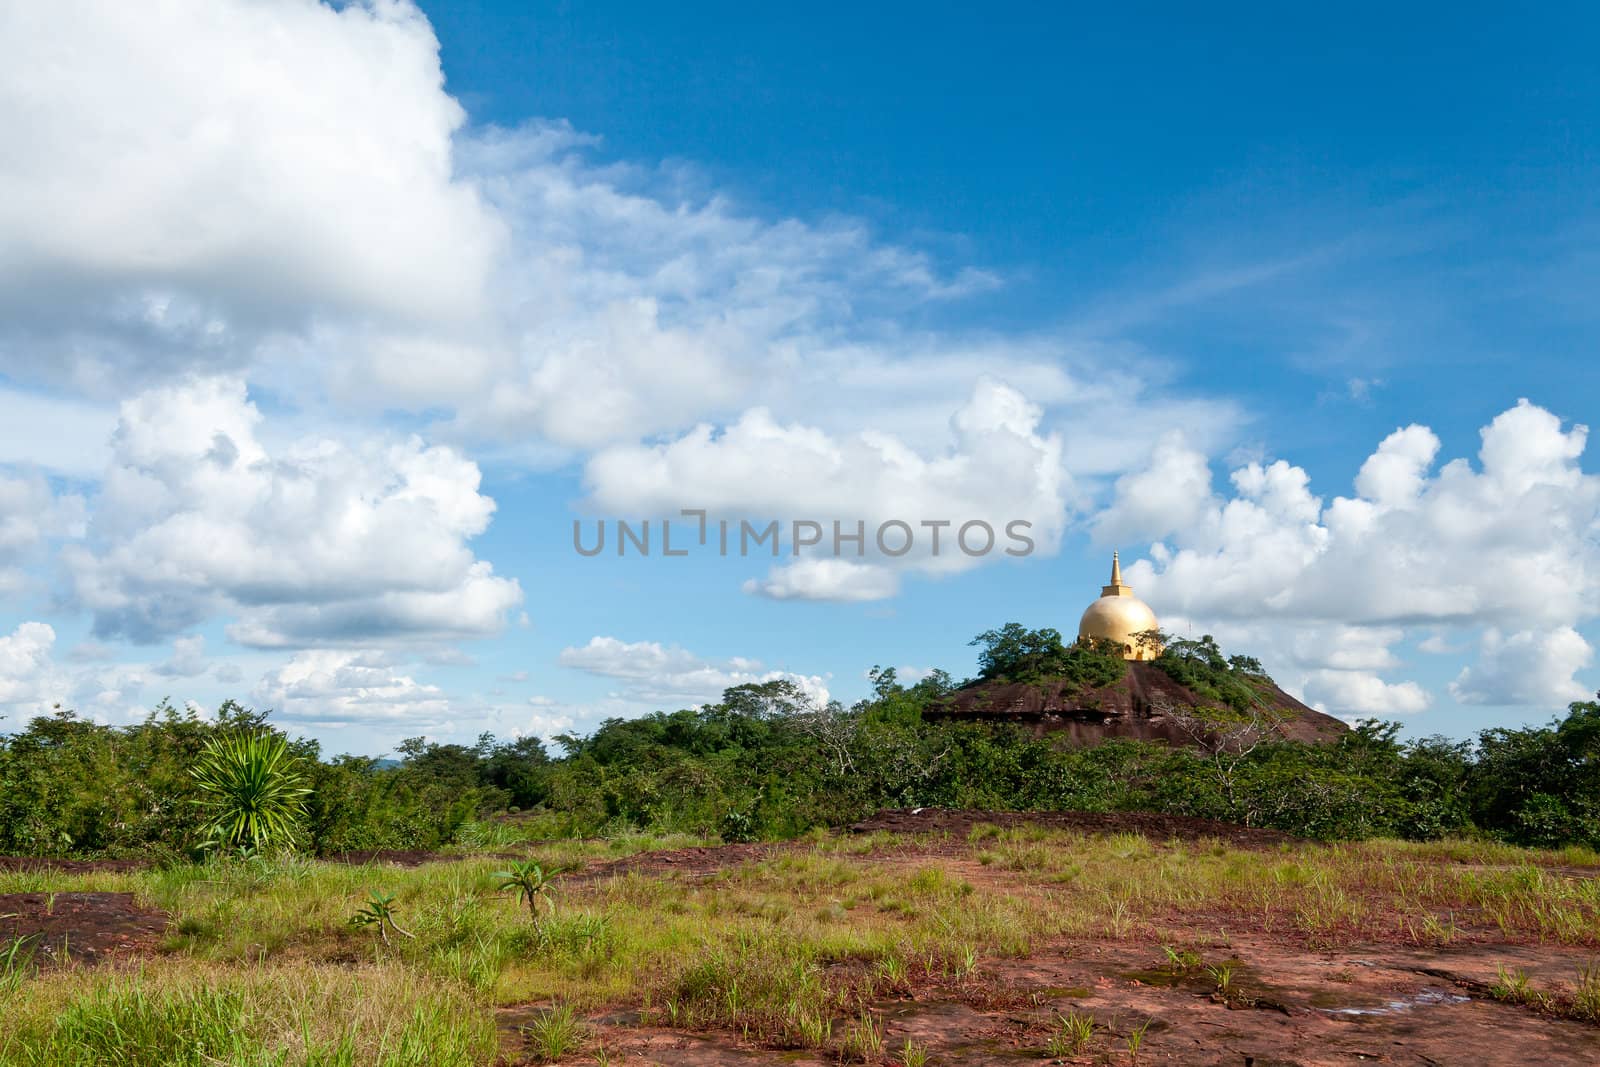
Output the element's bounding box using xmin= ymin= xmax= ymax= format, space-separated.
xmin=0 ymin=959 xmax=492 ymax=1066
xmin=2 ymin=828 xmax=1597 ymax=1063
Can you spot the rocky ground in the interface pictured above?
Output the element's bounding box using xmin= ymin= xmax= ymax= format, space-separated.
xmin=6 ymin=810 xmax=1599 ymax=1065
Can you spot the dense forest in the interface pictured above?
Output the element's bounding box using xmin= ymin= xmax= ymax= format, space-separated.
xmin=1 ymin=627 xmax=1597 ymax=858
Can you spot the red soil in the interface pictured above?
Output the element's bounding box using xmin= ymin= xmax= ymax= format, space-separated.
xmin=0 ymin=856 xmax=148 ymax=873
xmin=501 ymin=809 xmax=1600 ymax=1065
xmin=8 ymin=810 xmax=1599 ymax=1065
xmin=568 ymin=843 xmax=782 ymax=882
xmin=0 ymin=892 xmax=167 ymax=966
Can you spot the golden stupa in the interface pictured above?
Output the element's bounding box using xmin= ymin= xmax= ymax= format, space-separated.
xmin=1077 ymin=552 xmax=1161 ymax=661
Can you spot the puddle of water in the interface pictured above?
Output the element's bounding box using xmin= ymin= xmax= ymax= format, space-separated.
xmin=1317 ymin=987 xmax=1470 ymax=1017
xmin=1121 ymin=956 xmax=1251 ymax=990
xmin=1038 ymin=985 xmax=1093 ymax=999
xmin=1120 ymin=968 xmax=1186 ymax=988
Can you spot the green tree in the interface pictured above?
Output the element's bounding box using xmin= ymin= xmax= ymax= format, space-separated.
xmin=1467 ymin=695 xmax=1600 ymax=846
xmin=968 ymin=624 xmax=1125 ymax=687
xmin=970 ymin=623 xmax=1070 ymax=681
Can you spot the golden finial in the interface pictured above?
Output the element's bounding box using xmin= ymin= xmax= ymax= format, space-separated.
xmin=1102 ymin=551 xmax=1133 ymax=598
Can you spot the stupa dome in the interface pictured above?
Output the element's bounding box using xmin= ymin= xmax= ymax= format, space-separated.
xmin=1078 ymin=553 xmax=1161 ymax=661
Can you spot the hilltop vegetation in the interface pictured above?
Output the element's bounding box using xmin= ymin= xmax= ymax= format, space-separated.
xmin=2 ymin=626 xmax=1598 ymax=855
xmin=963 ymin=624 xmax=1300 ymax=716
xmin=966 ymin=622 xmax=1128 ymax=688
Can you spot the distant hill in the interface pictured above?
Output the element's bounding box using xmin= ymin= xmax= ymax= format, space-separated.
xmin=927 ymin=660 xmax=1348 ymax=747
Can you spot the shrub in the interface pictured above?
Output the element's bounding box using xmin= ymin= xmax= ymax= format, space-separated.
xmin=191 ymin=732 xmax=311 ymax=851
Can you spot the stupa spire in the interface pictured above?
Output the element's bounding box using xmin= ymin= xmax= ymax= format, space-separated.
xmin=1101 ymin=551 xmax=1133 ymax=598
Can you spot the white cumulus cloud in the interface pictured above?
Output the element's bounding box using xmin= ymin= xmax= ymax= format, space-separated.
xmin=1113 ymin=399 xmax=1599 ymax=712
xmin=1302 ymin=669 xmax=1432 ymax=716
xmin=584 ymin=379 xmax=1066 ymax=601
xmin=1126 ymin=400 xmax=1597 ymax=629
xmin=253 ymin=649 xmax=451 ymax=728
xmin=0 ymin=0 xmax=501 ymax=395
xmin=558 ymin=635 xmax=829 ymax=708
xmin=1450 ymin=628 xmax=1595 ymax=707
xmin=743 ymin=560 xmax=902 ymax=603
xmin=250 ymin=647 xmax=573 ymax=750
xmin=63 ymin=376 xmax=521 ymax=647
xmin=0 ymin=470 xmax=85 ymax=594
xmin=152 ymin=635 xmax=209 ymax=679
xmin=0 ymin=622 xmax=58 ymax=709
xmin=0 ymin=621 xmax=148 ymax=723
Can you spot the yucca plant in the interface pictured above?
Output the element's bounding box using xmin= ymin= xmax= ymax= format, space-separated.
xmin=190 ymin=732 xmax=311 ymax=851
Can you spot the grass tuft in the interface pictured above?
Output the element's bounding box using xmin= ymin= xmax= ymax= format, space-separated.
xmin=521 ymin=1003 xmax=585 ymax=1063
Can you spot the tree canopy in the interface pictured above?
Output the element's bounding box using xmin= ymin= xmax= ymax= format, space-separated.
xmin=968 ymin=623 xmax=1127 ymax=688
xmin=3 ymin=628 xmax=1597 ymax=856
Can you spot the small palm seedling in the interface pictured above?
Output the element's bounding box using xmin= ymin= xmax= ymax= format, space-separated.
xmin=1063 ymin=1010 xmax=1096 ymax=1054
xmin=789 ymin=1009 xmax=831 ymax=1048
xmin=494 ymin=860 xmax=569 ymax=927
xmin=348 ymin=891 xmax=415 ymax=945
xmin=190 ymin=731 xmax=310 ymax=851
xmin=876 ymin=952 xmax=910 ymax=991
xmin=1491 ymin=964 xmax=1538 ymax=1006
xmin=1418 ymin=912 xmax=1459 ymax=945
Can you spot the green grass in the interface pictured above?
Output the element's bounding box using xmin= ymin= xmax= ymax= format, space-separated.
xmin=1045 ymin=1010 xmax=1096 ymax=1057
xmin=1 ymin=829 xmax=1597 ymax=1064
xmin=0 ymin=962 xmax=492 ymax=1067
xmin=520 ymin=1004 xmax=584 ymax=1063
xmin=1 ymin=937 xmax=38 ymax=995
xmin=1574 ymin=962 xmax=1600 ymax=1021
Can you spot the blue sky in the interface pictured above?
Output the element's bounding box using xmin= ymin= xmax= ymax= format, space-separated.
xmin=0 ymin=1 xmax=1596 ymax=753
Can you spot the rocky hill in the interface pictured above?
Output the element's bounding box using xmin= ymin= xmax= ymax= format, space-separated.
xmin=927 ymin=660 xmax=1349 ymax=746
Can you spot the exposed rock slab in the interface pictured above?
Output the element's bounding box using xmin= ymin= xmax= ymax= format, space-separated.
xmin=927 ymin=662 xmax=1349 ymax=745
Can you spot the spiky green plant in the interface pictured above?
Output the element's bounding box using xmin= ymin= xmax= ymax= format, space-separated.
xmin=494 ymin=861 xmax=565 ymax=926
xmin=190 ymin=732 xmax=310 ymax=851
xmin=348 ymin=891 xmax=416 ymax=945
xmin=1573 ymin=962 xmax=1600 ymax=1021
xmin=840 ymin=1010 xmax=884 ymax=1061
